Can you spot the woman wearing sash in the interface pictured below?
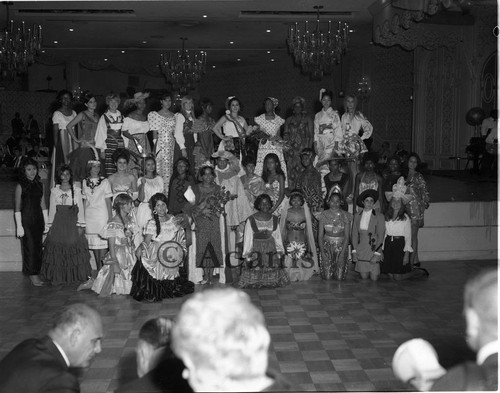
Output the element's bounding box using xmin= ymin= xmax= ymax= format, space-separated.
xmin=95 ymin=93 xmax=124 ymax=177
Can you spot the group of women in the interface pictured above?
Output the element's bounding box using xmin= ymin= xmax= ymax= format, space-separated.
xmin=14 ymin=88 xmax=429 ymax=297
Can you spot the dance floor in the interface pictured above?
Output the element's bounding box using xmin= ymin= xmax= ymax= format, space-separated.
xmin=0 ymin=259 xmax=496 ymax=392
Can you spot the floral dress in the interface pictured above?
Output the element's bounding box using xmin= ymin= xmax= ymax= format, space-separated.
xmin=283 ymin=116 xmax=313 ymax=189
xmin=91 ymin=220 xmax=136 ymax=296
xmin=254 ymin=114 xmax=287 ymax=185
xmin=314 ymin=108 xmax=342 ymax=166
xmin=148 ymin=111 xmax=176 ymax=196
xmin=130 ymin=218 xmax=194 ymax=301
xmin=405 ymin=172 xmax=430 ymax=227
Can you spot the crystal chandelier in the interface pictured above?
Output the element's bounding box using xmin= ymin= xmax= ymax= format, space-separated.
xmin=159 ymin=37 xmax=207 ymax=95
xmin=287 ymin=5 xmax=349 ymax=81
xmin=0 ymin=3 xmax=42 ymax=79
xmin=357 ymin=77 xmax=371 ymax=103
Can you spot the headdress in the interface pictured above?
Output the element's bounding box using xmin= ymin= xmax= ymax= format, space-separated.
xmin=292 ymin=96 xmax=306 ymax=107
xmin=211 ymin=150 xmax=234 ymax=160
xmin=385 ymin=177 xmax=412 ymax=204
xmin=199 ymin=160 xmax=214 ymax=168
xmin=267 ymin=97 xmax=279 ymax=109
xmin=124 ymin=91 xmax=150 ymax=108
xmin=225 ymin=96 xmax=236 ymax=109
xmin=326 ymin=184 xmax=343 ymax=202
xmin=356 ymin=189 xmax=379 ymax=208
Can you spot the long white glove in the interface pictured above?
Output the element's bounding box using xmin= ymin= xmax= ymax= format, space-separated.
xmin=14 ymin=212 xmax=24 ymax=238
xmin=42 ymin=209 xmax=49 ymax=234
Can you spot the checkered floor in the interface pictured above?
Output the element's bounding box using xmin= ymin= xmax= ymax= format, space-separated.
xmin=0 ymin=260 xmax=496 ymax=392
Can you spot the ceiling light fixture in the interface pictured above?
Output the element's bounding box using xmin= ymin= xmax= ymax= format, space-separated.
xmin=266 ymin=29 xmax=271 ymax=33
xmin=159 ymin=37 xmax=207 ymax=95
xmin=0 ymin=2 xmax=42 ymax=79
xmin=229 ymin=41 xmax=234 ymax=44
xmin=202 ymin=15 xmax=207 ymax=18
xmin=287 ymin=5 xmax=349 ymax=81
xmin=69 ymin=28 xmax=74 ymax=32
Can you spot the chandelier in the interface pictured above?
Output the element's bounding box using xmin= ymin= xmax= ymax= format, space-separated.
xmin=357 ymin=77 xmax=371 ymax=103
xmin=0 ymin=3 xmax=42 ymax=79
xmin=159 ymin=37 xmax=207 ymax=95
xmin=286 ymin=5 xmax=349 ymax=81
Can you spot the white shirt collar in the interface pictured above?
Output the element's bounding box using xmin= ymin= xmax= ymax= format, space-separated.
xmin=52 ymin=339 xmax=70 ymax=367
xmin=477 ymin=340 xmax=499 ymax=365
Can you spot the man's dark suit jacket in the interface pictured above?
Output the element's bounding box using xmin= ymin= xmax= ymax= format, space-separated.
xmin=431 ymin=353 xmax=498 ymax=391
xmin=0 ymin=335 xmax=79 ymax=393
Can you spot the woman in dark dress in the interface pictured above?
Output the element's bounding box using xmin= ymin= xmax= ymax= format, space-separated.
xmin=168 ymin=157 xmax=195 ymax=215
xmin=14 ymin=158 xmax=48 ymax=286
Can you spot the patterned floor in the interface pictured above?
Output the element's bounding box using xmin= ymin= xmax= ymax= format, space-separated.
xmin=0 ymin=259 xmax=496 ymax=392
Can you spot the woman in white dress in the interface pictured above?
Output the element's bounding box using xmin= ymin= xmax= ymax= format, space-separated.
xmin=314 ymin=89 xmax=342 ymax=171
xmin=122 ymin=92 xmax=151 ymax=158
xmin=174 ymin=96 xmax=196 ymax=171
xmin=136 ymin=156 xmax=164 ymax=231
xmin=51 ymin=90 xmax=76 ymax=187
xmin=81 ymin=160 xmax=112 ymax=268
xmin=148 ymin=92 xmax=176 ymax=195
xmin=253 ymin=97 xmax=287 ymax=184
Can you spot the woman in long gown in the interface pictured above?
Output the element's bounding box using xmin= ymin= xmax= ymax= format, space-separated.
xmin=51 ymin=90 xmax=76 ymax=187
xmin=65 ymin=92 xmax=100 ymax=186
xmin=174 ymin=96 xmax=196 ymax=171
xmin=41 ymin=164 xmax=91 ymax=285
xmin=323 ymin=158 xmax=352 ymax=211
xmin=148 ymin=92 xmax=176 ymax=195
xmin=91 ymin=193 xmax=137 ymax=296
xmin=405 ymin=153 xmax=430 ymax=267
xmin=94 ymin=93 xmax=124 ymax=177
xmin=168 ymin=157 xmax=195 ymax=216
xmin=283 ymin=96 xmax=314 ymax=189
xmin=238 ymin=194 xmax=290 ymax=289
xmin=131 ymin=193 xmax=194 ymax=301
xmin=14 ymin=158 xmax=48 ymax=286
xmin=261 ymin=153 xmax=285 ymax=216
xmin=318 ymin=187 xmax=351 ymax=280
xmin=314 ymin=89 xmax=342 ymax=171
xmin=280 ymin=190 xmax=318 ymax=281
xmin=351 ymin=189 xmax=385 ymax=281
xmin=192 ymin=97 xmax=215 ymax=170
xmin=253 ymin=97 xmax=287 ymax=183
xmin=122 ymin=92 xmax=151 ymax=159
xmin=81 ymin=160 xmax=112 ymax=269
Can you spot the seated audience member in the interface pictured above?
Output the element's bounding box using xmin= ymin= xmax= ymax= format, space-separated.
xmin=392 ymin=268 xmax=498 ymax=391
xmin=0 ymin=303 xmax=103 ymax=393
xmin=171 ymin=287 xmax=291 ymax=392
xmin=116 ymin=317 xmax=192 ymax=393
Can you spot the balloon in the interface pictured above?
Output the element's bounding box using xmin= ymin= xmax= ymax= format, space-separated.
xmin=465 ymin=107 xmax=486 ymax=126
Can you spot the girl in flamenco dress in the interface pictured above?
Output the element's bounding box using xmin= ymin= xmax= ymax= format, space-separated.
xmin=90 ymin=193 xmax=137 ymax=296
xmin=14 ymin=158 xmax=49 ymax=286
xmin=41 ymin=164 xmax=91 ymax=285
xmin=131 ymin=193 xmax=194 ymax=302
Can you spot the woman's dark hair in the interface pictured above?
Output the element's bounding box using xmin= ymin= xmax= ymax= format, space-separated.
xmin=324 ymin=189 xmax=344 ymax=210
xmin=143 ymin=156 xmax=157 ymax=177
xmin=242 ymin=155 xmax=256 ymax=167
xmin=362 ymin=151 xmax=378 ymax=167
xmin=262 ymin=153 xmax=285 ymax=183
xmin=200 ymin=97 xmax=213 ymax=110
xmin=407 ymin=152 xmax=422 ymax=170
xmin=170 ymin=157 xmax=192 ymax=182
xmin=198 ymin=165 xmax=215 ymax=182
xmin=387 ymin=155 xmax=401 ymax=172
xmin=226 ymin=97 xmax=243 ymax=111
xmin=320 ymin=90 xmax=333 ymax=100
xmin=254 ymin=193 xmax=272 ymax=211
xmin=289 ymin=189 xmax=305 ymax=206
xmin=85 ymin=161 xmax=102 ymax=177
xmin=81 ymin=92 xmax=95 ymax=105
xmin=384 ymin=199 xmax=407 ymax=221
xmin=113 ymin=193 xmax=133 ymax=227
xmin=149 ymin=192 xmax=169 ymax=237
xmin=56 ymin=89 xmax=73 ymax=103
xmin=113 ymin=148 xmax=130 ymax=164
xmin=55 ymin=164 xmax=75 ymax=205
xmin=160 ymin=91 xmax=173 ymax=102
xmin=19 ymin=157 xmax=41 ymax=183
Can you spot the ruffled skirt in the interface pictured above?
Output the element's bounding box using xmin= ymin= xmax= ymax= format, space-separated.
xmin=91 ymin=245 xmax=135 ymax=295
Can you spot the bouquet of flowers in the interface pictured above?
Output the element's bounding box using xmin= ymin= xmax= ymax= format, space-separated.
xmin=286 ymin=241 xmax=307 ymax=261
xmin=196 ymin=186 xmax=238 ymax=220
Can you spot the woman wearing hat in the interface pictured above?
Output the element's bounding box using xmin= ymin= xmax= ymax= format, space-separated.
xmin=351 ymin=188 xmax=385 ymax=281
xmin=122 ymin=92 xmax=151 ymax=157
xmin=353 ymin=152 xmax=384 ymax=213
xmin=253 ymin=97 xmax=287 ymax=184
xmin=381 ymin=177 xmax=414 ymax=280
xmin=284 ymin=96 xmax=314 ymax=189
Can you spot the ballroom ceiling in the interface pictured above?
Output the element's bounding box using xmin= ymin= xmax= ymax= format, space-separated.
xmin=6 ymin=0 xmax=377 ymax=69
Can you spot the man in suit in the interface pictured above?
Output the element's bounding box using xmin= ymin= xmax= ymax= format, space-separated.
xmin=115 ymin=317 xmax=191 ymax=393
xmin=0 ymin=303 xmax=103 ymax=393
xmin=431 ymin=268 xmax=498 ymax=391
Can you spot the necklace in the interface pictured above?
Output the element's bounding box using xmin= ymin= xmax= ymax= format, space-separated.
xmin=85 ymin=177 xmax=103 ymax=194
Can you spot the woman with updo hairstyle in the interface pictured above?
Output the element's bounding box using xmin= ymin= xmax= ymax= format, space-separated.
xmin=212 ymin=96 xmax=253 ymax=159
xmin=280 ymin=189 xmax=318 ymax=281
xmin=318 ymin=186 xmax=352 ymax=280
xmin=65 ymin=92 xmax=100 ymax=185
xmin=148 ymin=91 xmax=176 ymax=195
xmin=131 ymin=193 xmax=194 ymax=301
xmin=284 ymin=96 xmax=314 ymax=188
xmin=95 ymin=93 xmax=125 ymax=177
xmin=192 ymin=97 xmax=216 ymax=169
xmin=51 ymin=89 xmax=76 ymax=186
xmin=238 ymin=193 xmax=290 ymax=289
xmin=122 ymin=92 xmax=151 ymax=157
